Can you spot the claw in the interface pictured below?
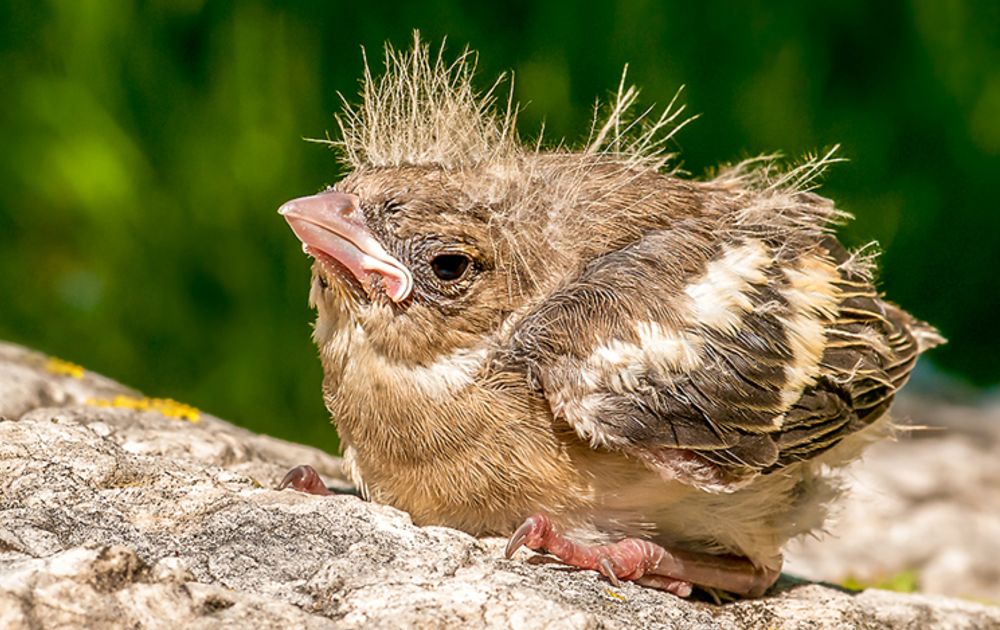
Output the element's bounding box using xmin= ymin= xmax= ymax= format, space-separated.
xmin=505 ymin=519 xmax=533 ymax=559
xmin=598 ymin=556 xmax=621 ymax=588
xmin=635 ymin=575 xmax=694 ymax=597
xmin=277 ymin=468 xmax=299 ymax=490
xmin=505 ymin=514 xmax=555 ymax=559
xmin=277 ymin=465 xmax=332 ymax=495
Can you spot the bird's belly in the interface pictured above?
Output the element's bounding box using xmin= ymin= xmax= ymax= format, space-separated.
xmin=342 ymin=422 xmax=598 ymax=537
xmin=352 ymin=454 xmax=577 ymax=537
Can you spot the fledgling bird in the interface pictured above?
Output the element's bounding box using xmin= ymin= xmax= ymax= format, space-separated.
xmin=277 ymin=36 xmax=943 ymax=598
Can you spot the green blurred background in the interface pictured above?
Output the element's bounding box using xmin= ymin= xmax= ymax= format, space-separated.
xmin=1 ymin=1 xmax=997 ymax=452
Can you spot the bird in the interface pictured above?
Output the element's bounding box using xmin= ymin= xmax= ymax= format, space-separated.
xmin=276 ymin=34 xmax=943 ymax=599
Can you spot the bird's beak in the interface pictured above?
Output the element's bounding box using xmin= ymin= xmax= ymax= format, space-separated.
xmin=279 ymin=191 xmax=413 ymax=303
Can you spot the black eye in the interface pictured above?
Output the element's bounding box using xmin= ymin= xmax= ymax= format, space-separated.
xmin=430 ymin=253 xmax=472 ymax=282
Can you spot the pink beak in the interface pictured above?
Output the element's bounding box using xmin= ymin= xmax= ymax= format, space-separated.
xmin=279 ymin=191 xmax=413 ymax=303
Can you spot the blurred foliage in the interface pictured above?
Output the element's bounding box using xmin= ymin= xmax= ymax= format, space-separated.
xmin=1 ymin=1 xmax=997 ymax=451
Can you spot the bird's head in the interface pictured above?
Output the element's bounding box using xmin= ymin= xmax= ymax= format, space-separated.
xmin=279 ymin=34 xmax=692 ymax=370
xmin=280 ymin=163 xmax=547 ymax=366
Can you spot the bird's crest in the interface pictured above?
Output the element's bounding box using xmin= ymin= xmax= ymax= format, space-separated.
xmin=333 ymin=32 xmax=519 ymax=169
xmin=330 ymin=31 xmax=690 ymax=172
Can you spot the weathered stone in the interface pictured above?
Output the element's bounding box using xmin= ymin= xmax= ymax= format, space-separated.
xmin=1 ymin=341 xmax=997 ymax=628
xmin=786 ymin=396 xmax=1000 ymax=602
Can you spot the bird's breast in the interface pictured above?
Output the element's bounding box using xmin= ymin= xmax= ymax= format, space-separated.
xmin=316 ymin=322 xmax=593 ymax=534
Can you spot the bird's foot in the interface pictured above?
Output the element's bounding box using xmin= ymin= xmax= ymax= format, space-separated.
xmin=277 ymin=465 xmax=333 ymax=496
xmin=504 ymin=513 xmax=779 ymax=598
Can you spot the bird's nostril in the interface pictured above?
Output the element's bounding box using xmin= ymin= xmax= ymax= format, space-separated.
xmin=324 ymin=192 xmax=362 ymax=220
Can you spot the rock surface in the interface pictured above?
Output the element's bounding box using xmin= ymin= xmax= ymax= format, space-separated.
xmin=786 ymin=395 xmax=1000 ymax=603
xmin=0 ymin=341 xmax=997 ymax=629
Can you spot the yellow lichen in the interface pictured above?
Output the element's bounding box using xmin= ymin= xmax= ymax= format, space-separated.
xmin=45 ymin=357 xmax=85 ymax=379
xmin=85 ymin=395 xmax=201 ymax=423
xmin=840 ymin=570 xmax=920 ymax=593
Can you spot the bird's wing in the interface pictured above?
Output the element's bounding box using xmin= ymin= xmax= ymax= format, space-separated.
xmin=504 ymin=222 xmax=940 ymax=490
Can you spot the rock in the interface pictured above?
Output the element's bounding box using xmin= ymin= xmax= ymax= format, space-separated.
xmin=0 ymin=341 xmax=997 ymax=629
xmin=785 ymin=395 xmax=1000 ymax=602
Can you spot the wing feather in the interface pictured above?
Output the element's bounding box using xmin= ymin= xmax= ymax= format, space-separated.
xmin=504 ymin=211 xmax=941 ymax=491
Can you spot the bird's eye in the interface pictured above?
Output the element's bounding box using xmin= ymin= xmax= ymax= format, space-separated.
xmin=430 ymin=253 xmax=472 ymax=282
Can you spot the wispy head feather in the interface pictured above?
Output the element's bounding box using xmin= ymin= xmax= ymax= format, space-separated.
xmin=332 ymin=32 xmax=689 ymax=172
xmin=585 ymin=66 xmax=694 ymax=173
xmin=334 ymin=32 xmax=519 ymax=169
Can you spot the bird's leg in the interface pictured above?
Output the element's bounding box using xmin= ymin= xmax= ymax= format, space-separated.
xmin=505 ymin=513 xmax=780 ymax=598
xmin=277 ymin=465 xmax=333 ymax=496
